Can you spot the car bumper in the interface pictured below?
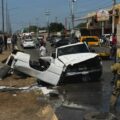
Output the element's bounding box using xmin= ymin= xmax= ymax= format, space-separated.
xmin=23 ymin=45 xmax=35 ymax=48
xmin=65 ymin=68 xmax=102 ymax=76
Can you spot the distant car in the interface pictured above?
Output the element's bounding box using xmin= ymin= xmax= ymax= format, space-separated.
xmin=51 ymin=37 xmax=61 ymax=47
xmin=54 ymin=38 xmax=71 ymax=48
xmin=48 ymin=35 xmax=58 ymax=43
xmin=54 ymin=37 xmax=79 ymax=48
xmin=22 ymin=39 xmax=35 ymax=48
xmin=80 ymin=36 xmax=100 ymax=46
xmin=6 ymin=42 xmax=102 ymax=86
xmin=37 ymin=35 xmax=44 ymax=41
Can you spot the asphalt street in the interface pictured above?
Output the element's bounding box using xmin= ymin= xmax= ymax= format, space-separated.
xmin=55 ymin=60 xmax=118 ymax=120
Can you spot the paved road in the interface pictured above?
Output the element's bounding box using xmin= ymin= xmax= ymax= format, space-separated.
xmin=55 ymin=60 xmax=116 ymax=120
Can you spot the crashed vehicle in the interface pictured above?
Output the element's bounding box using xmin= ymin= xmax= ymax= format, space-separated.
xmin=6 ymin=42 xmax=102 ymax=86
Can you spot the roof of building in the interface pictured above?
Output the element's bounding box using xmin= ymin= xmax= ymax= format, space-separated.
xmin=77 ymin=3 xmax=120 ymax=20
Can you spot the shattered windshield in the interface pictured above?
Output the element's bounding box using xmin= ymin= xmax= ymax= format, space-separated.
xmin=57 ymin=44 xmax=89 ymax=57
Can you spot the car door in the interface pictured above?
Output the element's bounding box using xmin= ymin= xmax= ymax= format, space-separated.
xmin=29 ymin=58 xmax=64 ymax=86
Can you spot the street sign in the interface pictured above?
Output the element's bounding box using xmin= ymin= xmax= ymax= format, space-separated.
xmin=96 ymin=9 xmax=109 ymax=21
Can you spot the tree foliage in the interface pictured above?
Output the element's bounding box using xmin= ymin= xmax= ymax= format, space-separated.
xmin=76 ymin=22 xmax=86 ymax=29
xmin=23 ymin=25 xmax=39 ymax=33
xmin=49 ymin=22 xmax=64 ymax=32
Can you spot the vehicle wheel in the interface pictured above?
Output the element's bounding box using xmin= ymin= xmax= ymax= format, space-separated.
xmin=58 ymin=72 xmax=66 ymax=85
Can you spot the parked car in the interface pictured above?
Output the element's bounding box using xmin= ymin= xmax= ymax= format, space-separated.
xmin=21 ymin=38 xmax=35 ymax=48
xmin=6 ymin=42 xmax=102 ymax=86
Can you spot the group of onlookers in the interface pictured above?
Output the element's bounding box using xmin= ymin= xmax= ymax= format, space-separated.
xmin=0 ymin=34 xmax=18 ymax=54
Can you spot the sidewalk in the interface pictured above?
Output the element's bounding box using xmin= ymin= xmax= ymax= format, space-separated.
xmin=0 ymin=49 xmax=11 ymax=62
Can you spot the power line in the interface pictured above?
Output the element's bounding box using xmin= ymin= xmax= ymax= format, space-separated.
xmin=76 ymin=0 xmax=111 ymax=8
xmin=75 ymin=3 xmax=112 ymax=15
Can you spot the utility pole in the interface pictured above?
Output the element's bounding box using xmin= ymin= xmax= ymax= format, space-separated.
xmin=112 ymin=0 xmax=116 ymax=34
xmin=45 ymin=11 xmax=50 ymax=35
xmin=70 ymin=0 xmax=76 ymax=30
xmin=55 ymin=16 xmax=58 ymax=23
xmin=6 ymin=1 xmax=11 ymax=34
xmin=65 ymin=17 xmax=68 ymax=30
xmin=1 ymin=0 xmax=4 ymax=33
xmin=36 ymin=18 xmax=39 ymax=37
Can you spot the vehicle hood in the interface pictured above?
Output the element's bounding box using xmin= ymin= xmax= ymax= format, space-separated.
xmin=58 ymin=53 xmax=98 ymax=66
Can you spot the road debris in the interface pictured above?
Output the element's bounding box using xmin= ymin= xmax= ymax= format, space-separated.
xmin=0 ymin=63 xmax=11 ymax=80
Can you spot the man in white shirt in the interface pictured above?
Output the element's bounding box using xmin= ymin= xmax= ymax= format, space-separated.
xmin=39 ymin=43 xmax=46 ymax=57
xmin=7 ymin=36 xmax=12 ymax=50
xmin=110 ymin=34 xmax=113 ymax=46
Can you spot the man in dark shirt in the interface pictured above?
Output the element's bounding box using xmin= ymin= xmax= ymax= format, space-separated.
xmin=0 ymin=35 xmax=4 ymax=53
xmin=4 ymin=34 xmax=8 ymax=50
xmin=112 ymin=34 xmax=117 ymax=45
xmin=11 ymin=34 xmax=17 ymax=50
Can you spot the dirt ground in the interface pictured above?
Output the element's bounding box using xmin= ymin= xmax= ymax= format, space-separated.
xmin=0 ymin=50 xmax=58 ymax=120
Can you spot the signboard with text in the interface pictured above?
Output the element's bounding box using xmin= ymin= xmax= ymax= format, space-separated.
xmin=96 ymin=9 xmax=109 ymax=21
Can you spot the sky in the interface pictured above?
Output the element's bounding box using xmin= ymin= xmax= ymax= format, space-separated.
xmin=0 ymin=0 xmax=120 ymax=32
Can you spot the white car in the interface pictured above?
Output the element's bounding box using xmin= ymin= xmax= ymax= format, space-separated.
xmin=6 ymin=42 xmax=102 ymax=86
xmin=22 ymin=39 xmax=35 ymax=48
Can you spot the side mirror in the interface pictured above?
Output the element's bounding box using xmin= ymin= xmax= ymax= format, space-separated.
xmin=52 ymin=52 xmax=56 ymax=59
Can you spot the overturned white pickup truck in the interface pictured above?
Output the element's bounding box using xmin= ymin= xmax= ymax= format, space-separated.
xmin=6 ymin=42 xmax=102 ymax=86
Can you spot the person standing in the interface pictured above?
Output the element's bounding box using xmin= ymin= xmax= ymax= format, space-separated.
xmin=4 ymin=34 xmax=8 ymax=50
xmin=110 ymin=34 xmax=113 ymax=46
xmin=110 ymin=34 xmax=117 ymax=62
xmin=7 ymin=35 xmax=12 ymax=50
xmin=39 ymin=43 xmax=47 ymax=57
xmin=11 ymin=34 xmax=17 ymax=51
xmin=112 ymin=34 xmax=117 ymax=46
xmin=0 ymin=35 xmax=4 ymax=53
